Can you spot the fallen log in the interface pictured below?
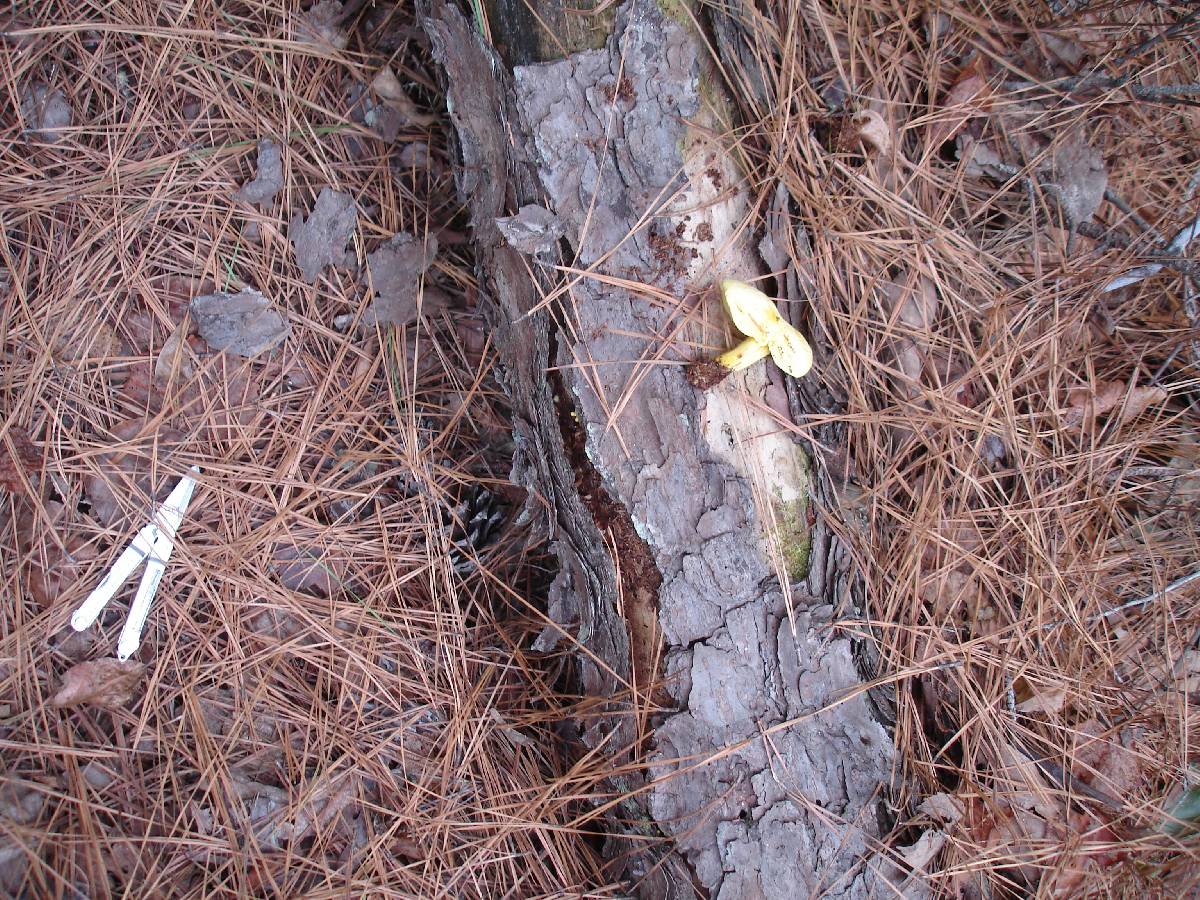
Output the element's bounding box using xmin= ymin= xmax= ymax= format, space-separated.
xmin=423 ymin=1 xmax=922 ymax=895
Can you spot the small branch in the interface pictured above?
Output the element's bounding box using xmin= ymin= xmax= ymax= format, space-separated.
xmin=1075 ymin=221 xmax=1200 ymax=283
xmin=1116 ymin=8 xmax=1200 ymax=65
xmin=1090 ymin=568 xmax=1200 ymax=625
xmin=1003 ymin=73 xmax=1200 ymax=106
xmin=1103 ymin=188 xmax=1163 ymax=244
xmin=1184 ymin=276 xmax=1200 ymax=367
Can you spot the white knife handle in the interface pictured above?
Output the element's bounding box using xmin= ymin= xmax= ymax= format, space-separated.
xmin=117 ymin=550 xmax=167 ymax=660
xmin=70 ymin=525 xmax=157 ymax=631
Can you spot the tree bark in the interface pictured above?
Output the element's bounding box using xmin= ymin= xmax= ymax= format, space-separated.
xmin=423 ymin=2 xmax=922 ymax=896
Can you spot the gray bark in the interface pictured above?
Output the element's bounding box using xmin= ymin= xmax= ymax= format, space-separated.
xmin=424 ymin=2 xmax=922 ymax=896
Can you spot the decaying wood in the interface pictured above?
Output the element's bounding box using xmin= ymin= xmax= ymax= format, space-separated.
xmin=424 ymin=1 xmax=922 ymax=895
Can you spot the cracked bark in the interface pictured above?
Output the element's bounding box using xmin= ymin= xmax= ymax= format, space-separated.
xmin=423 ymin=1 xmax=924 ymax=896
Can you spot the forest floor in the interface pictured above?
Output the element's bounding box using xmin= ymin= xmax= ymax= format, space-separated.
xmin=2 ymin=1 xmax=1200 ymax=897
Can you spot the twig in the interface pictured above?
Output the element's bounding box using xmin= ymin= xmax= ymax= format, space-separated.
xmin=1116 ymin=7 xmax=1200 ymax=66
xmin=1003 ymin=73 xmax=1200 ymax=106
xmin=1089 ymin=568 xmax=1200 ymax=625
xmin=1184 ymin=277 xmax=1200 ymax=366
xmin=1075 ymin=220 xmax=1200 ymax=285
xmin=1104 ymin=188 xmax=1163 ymax=244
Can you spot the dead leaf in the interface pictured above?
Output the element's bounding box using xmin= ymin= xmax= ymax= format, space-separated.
xmin=233 ymin=139 xmax=283 ymax=206
xmin=0 ymin=781 xmax=45 ymax=826
xmin=958 ymin=135 xmax=1012 ymax=181
xmin=371 ymin=67 xmax=437 ymax=127
xmin=297 ymin=1 xmax=347 ymax=50
xmin=882 ymin=273 xmax=938 ymax=398
xmin=190 ymin=288 xmax=290 ymax=358
xmin=18 ymin=501 xmax=99 ymax=609
xmin=496 ymin=205 xmax=565 ymax=255
xmin=898 ymin=829 xmax=946 ymax=871
xmin=50 ymin=313 xmax=119 ymax=363
xmin=0 ymin=841 xmax=29 ymax=897
xmin=20 ymin=83 xmax=71 ymax=143
xmin=849 ymin=110 xmax=892 ymax=157
xmin=223 ymin=768 xmax=357 ymax=852
xmin=1015 ymin=684 xmax=1068 ymax=714
xmin=1065 ymin=380 xmax=1165 ymax=429
xmin=83 ymin=418 xmax=186 ymax=527
xmin=1041 ymin=33 xmax=1087 ymax=70
xmin=919 ymin=792 xmax=966 ymax=824
xmin=52 ymin=658 xmax=146 ymax=709
xmin=273 ymin=543 xmax=347 ymax=595
xmin=361 ymin=232 xmax=441 ymax=326
xmin=929 ymin=64 xmax=990 ymax=149
xmin=289 ymin=187 xmax=357 ymax=283
xmin=1049 ymin=133 xmax=1107 ymax=226
xmin=0 ymin=427 xmax=41 ymax=493
xmin=153 ymin=320 xmax=195 ymax=385
xmin=1071 ymin=720 xmax=1145 ymax=798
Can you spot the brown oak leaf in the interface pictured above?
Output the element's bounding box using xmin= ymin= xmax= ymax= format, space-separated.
xmin=0 ymin=427 xmax=41 ymax=493
xmin=52 ymin=658 xmax=145 ymax=709
xmin=1065 ymin=380 xmax=1165 ymax=429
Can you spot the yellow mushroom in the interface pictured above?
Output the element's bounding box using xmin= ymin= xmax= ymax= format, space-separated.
xmin=715 ymin=279 xmax=813 ymax=378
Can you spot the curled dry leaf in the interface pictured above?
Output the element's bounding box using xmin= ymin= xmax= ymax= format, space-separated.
xmin=190 ymin=288 xmax=290 ymax=358
xmin=1015 ymin=684 xmax=1069 ymax=714
xmin=1048 ymin=133 xmax=1107 ymax=226
xmin=371 ymin=67 xmax=437 ymax=127
xmin=897 ymin=829 xmax=945 ymax=871
xmin=153 ymin=321 xmax=195 ymax=384
xmin=1064 ymin=380 xmax=1165 ymax=429
xmin=84 ymin=418 xmax=186 ymax=527
xmin=289 ymin=187 xmax=357 ymax=283
xmin=232 ymin=139 xmax=283 ymax=206
xmin=849 ymin=110 xmax=892 ymax=157
xmin=929 ymin=63 xmax=990 ymax=149
xmin=0 ymin=427 xmax=42 ymax=493
xmin=20 ymin=83 xmax=71 ymax=143
xmin=0 ymin=781 xmax=45 ymax=826
xmin=297 ymin=1 xmax=347 ymax=50
xmin=18 ymin=500 xmax=99 ymax=609
xmin=52 ymin=658 xmax=146 ymax=709
xmin=881 ymin=273 xmax=938 ymax=398
xmin=273 ymin=543 xmax=347 ymax=595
